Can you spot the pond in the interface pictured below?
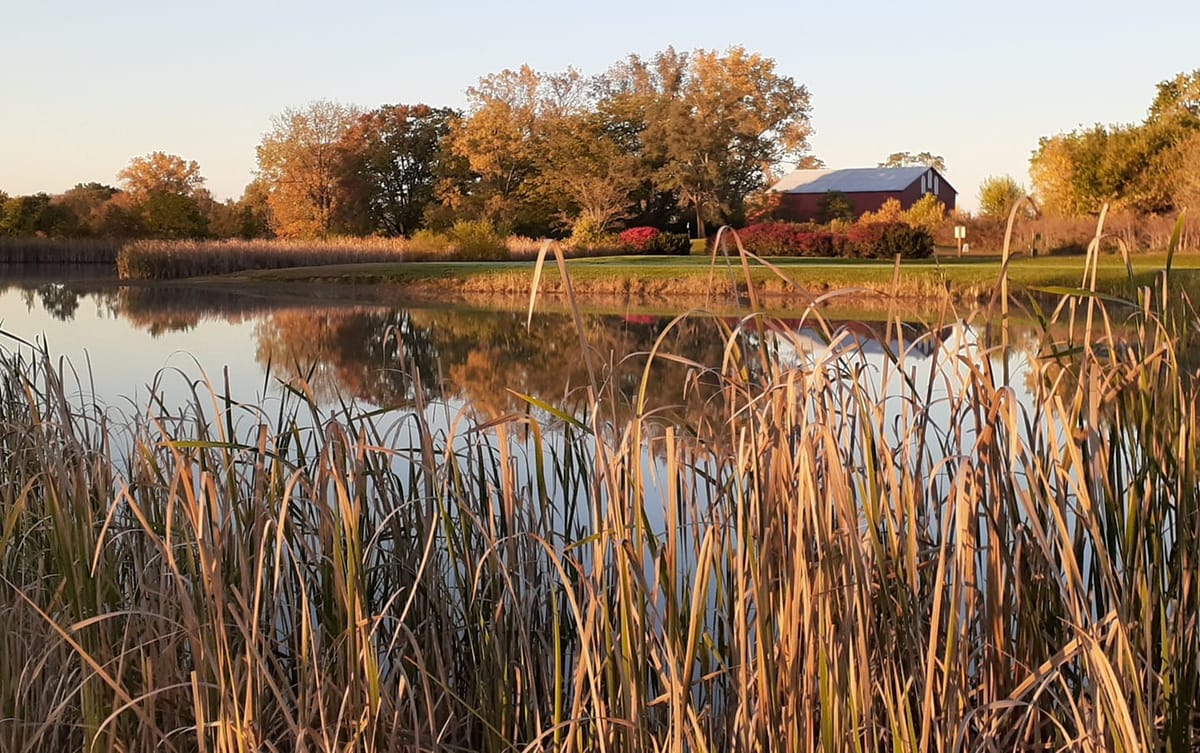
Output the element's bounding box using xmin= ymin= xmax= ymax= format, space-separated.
xmin=0 ymin=269 xmax=1042 ymax=427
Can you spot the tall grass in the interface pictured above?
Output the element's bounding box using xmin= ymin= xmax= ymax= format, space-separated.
xmin=1 ymin=230 xmax=1199 ymax=750
xmin=0 ymin=237 xmax=121 ymax=264
xmin=116 ymin=235 xmax=641 ymax=281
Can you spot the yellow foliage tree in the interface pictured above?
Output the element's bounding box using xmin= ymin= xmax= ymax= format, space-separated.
xmin=902 ymin=193 xmax=946 ymax=232
xmin=118 ymin=152 xmax=205 ymax=197
xmin=256 ymin=100 xmax=360 ymax=238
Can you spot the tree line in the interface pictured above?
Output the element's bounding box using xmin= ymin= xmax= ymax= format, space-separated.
xmin=991 ymin=70 xmax=1200 ymax=219
xmin=2 ymin=46 xmax=815 ymax=243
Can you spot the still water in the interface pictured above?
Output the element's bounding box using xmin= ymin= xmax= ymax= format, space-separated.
xmin=0 ymin=272 xmax=1042 ymax=432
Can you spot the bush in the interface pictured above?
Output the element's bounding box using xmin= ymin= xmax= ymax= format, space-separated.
xmin=737 ymin=222 xmax=833 ymax=257
xmin=846 ymin=222 xmax=933 ymax=259
xmin=568 ymin=217 xmax=610 ymax=247
xmin=618 ymin=226 xmax=661 ymax=253
xmin=407 ymin=229 xmax=454 ymax=255
xmin=450 ymin=220 xmax=508 ymax=261
xmin=650 ymin=233 xmax=691 ymax=256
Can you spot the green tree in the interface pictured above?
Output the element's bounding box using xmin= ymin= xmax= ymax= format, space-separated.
xmin=0 ymin=193 xmax=79 ymax=237
xmin=257 ymin=100 xmax=361 ymax=238
xmin=879 ymin=151 xmax=946 ymax=171
xmin=539 ymin=111 xmax=641 ymax=234
xmin=977 ymin=175 xmax=1026 ymax=218
xmin=142 ymin=191 xmax=207 ymax=238
xmin=818 ymin=191 xmax=855 ymax=223
xmin=338 ymin=104 xmax=459 ymax=236
xmin=1168 ymin=131 xmax=1200 ymax=211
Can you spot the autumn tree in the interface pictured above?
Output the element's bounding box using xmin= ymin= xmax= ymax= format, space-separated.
xmin=1030 ymin=70 xmax=1200 ymax=217
xmin=256 ymin=100 xmax=360 ymax=238
xmin=337 ymin=104 xmax=459 ymax=236
xmin=539 ymin=111 xmax=642 ymax=237
xmin=58 ymin=183 xmax=120 ymax=235
xmin=879 ymin=151 xmax=946 ymax=171
xmin=442 ymin=66 xmax=591 ymax=234
xmin=118 ymin=152 xmax=205 ymax=196
xmin=603 ymin=47 xmax=813 ymax=236
xmin=977 ymin=175 xmax=1026 ymax=218
xmin=902 ymin=192 xmax=946 ymax=232
xmin=1148 ymin=69 xmax=1200 ymax=123
xmin=117 ymin=152 xmax=208 ymax=237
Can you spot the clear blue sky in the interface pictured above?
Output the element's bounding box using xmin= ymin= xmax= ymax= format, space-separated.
xmin=2 ymin=0 xmax=1197 ymax=212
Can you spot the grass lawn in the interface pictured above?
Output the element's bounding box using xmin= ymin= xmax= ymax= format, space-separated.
xmin=213 ymin=250 xmax=1200 ymax=303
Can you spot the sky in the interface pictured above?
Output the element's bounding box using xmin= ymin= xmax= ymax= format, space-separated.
xmin=2 ymin=0 xmax=1198 ymax=213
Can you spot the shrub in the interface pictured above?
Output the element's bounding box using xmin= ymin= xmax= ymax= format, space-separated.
xmin=450 ymin=220 xmax=508 ymax=261
xmin=737 ymin=222 xmax=804 ymax=256
xmin=858 ymin=198 xmax=904 ymax=225
xmin=650 ymin=232 xmax=692 ymax=256
xmin=737 ymin=222 xmax=832 ymax=257
xmin=407 ymin=229 xmax=454 ymax=256
xmin=568 ymin=217 xmax=608 ymax=246
xmin=617 ymin=226 xmax=661 ymax=253
xmin=847 ymin=221 xmax=933 ymax=259
xmin=902 ymin=193 xmax=946 ymax=233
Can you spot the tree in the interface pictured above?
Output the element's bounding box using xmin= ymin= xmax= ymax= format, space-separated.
xmin=818 ymin=191 xmax=856 ymax=223
xmin=338 ymin=104 xmax=458 ymax=236
xmin=539 ymin=111 xmax=642 ymax=235
xmin=0 ymin=193 xmax=79 ymax=237
xmin=879 ymin=151 xmax=946 ymax=171
xmin=902 ymin=192 xmax=946 ymax=232
xmin=142 ymin=191 xmax=207 ymax=238
xmin=256 ymin=100 xmax=361 ymax=238
xmin=603 ymin=46 xmax=814 ymax=236
xmin=1149 ymin=69 xmax=1200 ymax=123
xmin=1168 ymin=131 xmax=1200 ymax=211
xmin=442 ymin=66 xmax=589 ymax=234
xmin=118 ymin=152 xmax=205 ymax=196
xmin=977 ymin=175 xmax=1026 ymax=218
xmin=58 ymin=183 xmax=120 ymax=236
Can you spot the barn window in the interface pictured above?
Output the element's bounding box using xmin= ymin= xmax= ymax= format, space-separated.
xmin=933 ymin=175 xmax=939 ymax=194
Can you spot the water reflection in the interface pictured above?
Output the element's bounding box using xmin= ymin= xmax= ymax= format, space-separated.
xmin=0 ymin=275 xmax=1050 ymax=431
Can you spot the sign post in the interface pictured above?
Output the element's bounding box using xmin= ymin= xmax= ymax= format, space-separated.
xmin=954 ymin=225 xmax=967 ymax=256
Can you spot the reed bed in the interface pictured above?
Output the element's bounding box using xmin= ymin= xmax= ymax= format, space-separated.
xmin=1 ymin=225 xmax=1199 ymax=751
xmin=115 ymin=236 xmax=628 ymax=280
xmin=116 ymin=237 xmax=415 ymax=279
xmin=0 ymin=237 xmax=121 ymax=264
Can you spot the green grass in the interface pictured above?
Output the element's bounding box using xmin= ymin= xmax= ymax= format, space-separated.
xmin=221 ymin=250 xmax=1200 ymax=303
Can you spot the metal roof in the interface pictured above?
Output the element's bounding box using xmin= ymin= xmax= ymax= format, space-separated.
xmin=770 ymin=166 xmax=945 ymax=194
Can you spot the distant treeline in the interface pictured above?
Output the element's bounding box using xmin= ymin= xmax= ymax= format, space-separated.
xmin=5 ymin=60 xmax=1200 ymax=250
xmin=1 ymin=46 xmax=814 ymax=245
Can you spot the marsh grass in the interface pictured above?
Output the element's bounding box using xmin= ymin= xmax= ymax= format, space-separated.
xmin=115 ymin=236 xmax=633 ymax=281
xmin=1 ymin=224 xmax=1199 ymax=750
xmin=0 ymin=237 xmax=121 ymax=264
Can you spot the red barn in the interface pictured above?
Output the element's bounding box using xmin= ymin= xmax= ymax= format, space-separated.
xmin=769 ymin=166 xmax=957 ymax=222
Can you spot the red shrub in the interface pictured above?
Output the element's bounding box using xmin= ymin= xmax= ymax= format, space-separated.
xmin=618 ymin=226 xmax=661 ymax=253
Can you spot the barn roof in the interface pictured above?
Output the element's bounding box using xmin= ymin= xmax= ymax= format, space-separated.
xmin=771 ymin=166 xmax=948 ymax=194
